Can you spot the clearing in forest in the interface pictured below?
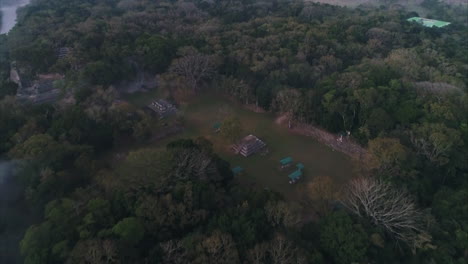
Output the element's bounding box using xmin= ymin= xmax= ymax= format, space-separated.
xmin=130 ymin=92 xmax=357 ymax=201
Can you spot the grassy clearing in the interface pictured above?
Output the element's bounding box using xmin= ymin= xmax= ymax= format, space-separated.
xmin=122 ymin=89 xmax=356 ymax=200
xmin=136 ymin=91 xmax=356 ymax=201
xmin=122 ymin=88 xmax=164 ymax=107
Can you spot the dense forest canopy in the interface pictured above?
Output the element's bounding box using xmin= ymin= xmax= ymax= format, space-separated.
xmin=0 ymin=0 xmax=467 ymax=263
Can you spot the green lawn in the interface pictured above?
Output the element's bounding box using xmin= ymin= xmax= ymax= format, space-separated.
xmin=141 ymin=92 xmax=356 ymax=201
xmin=122 ymin=88 xmax=163 ymax=107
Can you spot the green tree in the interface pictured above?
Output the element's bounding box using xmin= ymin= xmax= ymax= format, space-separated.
xmin=431 ymin=187 xmax=468 ymax=262
xmin=9 ymin=134 xmax=64 ymax=166
xmin=305 ymin=176 xmax=337 ymax=217
xmin=83 ymin=61 xmax=119 ymax=85
xmin=366 ymin=108 xmax=394 ymax=137
xmin=132 ymin=112 xmax=156 ymax=141
xmin=320 ymin=211 xmax=369 ymax=264
xmin=410 ymin=123 xmax=463 ymax=166
xmin=118 ymin=148 xmax=173 ymax=194
xmin=112 ymin=217 xmax=145 ymax=245
xmin=221 ymin=116 xmax=243 ymax=143
xmin=0 ymin=96 xmax=25 ymax=153
xmin=368 ymin=137 xmax=408 ymax=175
xmin=78 ymin=198 xmax=113 ymax=239
xmin=20 ymin=199 xmax=77 ymax=264
xmin=322 ymin=91 xmax=357 ymax=131
xmin=274 ymin=88 xmax=301 ymax=128
xmin=0 ymin=80 xmax=18 ymax=99
xmin=135 ymin=34 xmax=175 ymax=73
xmin=20 ymin=223 xmax=53 ymax=264
xmin=395 ymin=100 xmax=422 ymax=125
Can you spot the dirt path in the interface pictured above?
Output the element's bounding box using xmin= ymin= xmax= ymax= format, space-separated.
xmin=275 ymin=114 xmax=369 ymax=161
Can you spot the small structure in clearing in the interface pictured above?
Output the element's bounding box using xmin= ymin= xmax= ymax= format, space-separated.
xmin=232 ymin=166 xmax=244 ymax=176
xmin=407 ymin=17 xmax=450 ymax=28
xmin=147 ymin=99 xmax=177 ymax=119
xmin=280 ymin=157 xmax=293 ymax=169
xmin=212 ymin=122 xmax=222 ymax=133
xmin=288 ymin=163 xmax=305 ymax=184
xmin=57 ymin=47 xmax=72 ymax=59
xmin=288 ymin=169 xmax=302 ymax=184
xmin=233 ymin=134 xmax=267 ymax=157
xmin=296 ymin=163 xmax=305 ymax=170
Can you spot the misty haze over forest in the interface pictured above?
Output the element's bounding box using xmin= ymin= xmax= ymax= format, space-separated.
xmin=0 ymin=0 xmax=467 ymax=263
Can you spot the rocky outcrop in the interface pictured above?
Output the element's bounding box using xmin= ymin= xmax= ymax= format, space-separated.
xmin=9 ymin=66 xmax=21 ymax=89
xmin=16 ymin=73 xmax=64 ymax=104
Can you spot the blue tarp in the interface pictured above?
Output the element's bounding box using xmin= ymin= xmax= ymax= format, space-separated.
xmin=232 ymin=166 xmax=244 ymax=175
xmin=296 ymin=163 xmax=304 ymax=170
xmin=213 ymin=122 xmax=222 ymax=129
xmin=288 ymin=170 xmax=302 ymax=180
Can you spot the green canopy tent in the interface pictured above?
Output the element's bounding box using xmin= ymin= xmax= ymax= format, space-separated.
xmin=280 ymin=157 xmax=293 ymax=168
xmin=212 ymin=122 xmax=222 ymax=133
xmin=296 ymin=163 xmax=304 ymax=170
xmin=288 ymin=170 xmax=302 ymax=184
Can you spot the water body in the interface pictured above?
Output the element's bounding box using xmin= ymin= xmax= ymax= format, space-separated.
xmin=0 ymin=0 xmax=30 ymax=34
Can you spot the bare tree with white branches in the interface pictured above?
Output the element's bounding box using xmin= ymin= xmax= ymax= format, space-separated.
xmin=160 ymin=240 xmax=188 ymax=264
xmin=247 ymin=234 xmax=306 ymax=264
xmin=341 ymin=177 xmax=431 ymax=249
xmin=409 ymin=123 xmax=462 ymax=166
xmin=268 ymin=234 xmax=298 ymax=264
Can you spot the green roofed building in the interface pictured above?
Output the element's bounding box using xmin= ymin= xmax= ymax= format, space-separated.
xmin=407 ymin=17 xmax=450 ymax=28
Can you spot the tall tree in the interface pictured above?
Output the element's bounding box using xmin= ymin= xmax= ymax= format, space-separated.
xmin=273 ymin=88 xmax=301 ymax=128
xmin=410 ymin=123 xmax=463 ymax=166
xmin=170 ymin=47 xmax=217 ymax=91
xmin=305 ymin=176 xmax=337 ymax=216
xmin=221 ymin=116 xmax=243 ymax=143
xmin=368 ymin=137 xmax=408 ymax=176
xmin=342 ymin=177 xmax=431 ymax=249
xmin=320 ymin=211 xmax=369 ymax=264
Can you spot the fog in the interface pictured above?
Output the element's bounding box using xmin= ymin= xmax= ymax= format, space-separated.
xmin=0 ymin=160 xmax=31 ymax=263
xmin=0 ymin=0 xmax=30 ymax=34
